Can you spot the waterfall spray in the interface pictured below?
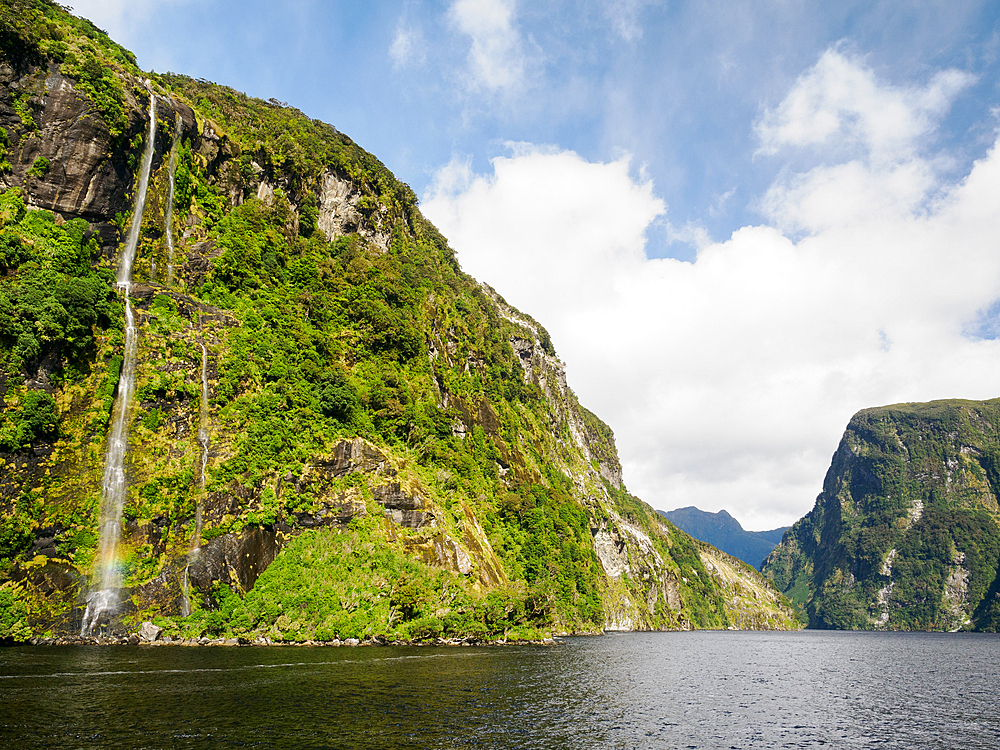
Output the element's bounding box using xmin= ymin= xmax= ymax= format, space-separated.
xmin=81 ymin=92 xmax=157 ymax=635
xmin=165 ymin=113 xmax=182 ymax=285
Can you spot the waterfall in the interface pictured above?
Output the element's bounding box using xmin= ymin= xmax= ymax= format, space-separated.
xmin=115 ymin=96 xmax=156 ymax=289
xmin=181 ymin=343 xmax=210 ymax=618
xmin=164 ymin=113 xmax=182 ymax=285
xmin=180 ymin=566 xmax=191 ymax=617
xmin=81 ymin=93 xmax=157 ymax=636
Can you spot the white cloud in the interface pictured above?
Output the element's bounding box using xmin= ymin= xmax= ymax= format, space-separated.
xmin=426 ymin=146 xmax=663 ymax=304
xmin=389 ymin=2 xmax=427 ymax=70
xmin=423 ymin=52 xmax=1000 ymax=530
xmin=756 ymin=48 xmax=975 ymax=163
xmin=708 ymin=186 xmax=736 ymax=217
xmin=447 ymin=0 xmax=527 ymax=92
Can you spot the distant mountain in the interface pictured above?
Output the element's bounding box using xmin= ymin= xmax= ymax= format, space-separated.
xmin=755 ymin=527 xmax=787 ymax=545
xmin=660 ymin=507 xmax=788 ymax=569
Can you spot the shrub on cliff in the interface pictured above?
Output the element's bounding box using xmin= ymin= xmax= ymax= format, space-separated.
xmin=0 ymin=582 xmax=32 ymax=641
xmin=0 ymin=390 xmax=58 ymax=451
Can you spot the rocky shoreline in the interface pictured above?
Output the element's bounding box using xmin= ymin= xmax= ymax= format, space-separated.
xmin=21 ymin=622 xmax=560 ymax=648
xmin=24 ymin=635 xmax=561 ymax=647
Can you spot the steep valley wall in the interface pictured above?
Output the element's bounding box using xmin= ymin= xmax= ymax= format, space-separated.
xmin=763 ymin=398 xmax=1000 ymax=631
xmin=0 ymin=1 xmax=798 ymax=642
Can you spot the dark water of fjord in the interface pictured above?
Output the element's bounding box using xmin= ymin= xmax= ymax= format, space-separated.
xmin=1 ymin=630 xmax=998 ymax=749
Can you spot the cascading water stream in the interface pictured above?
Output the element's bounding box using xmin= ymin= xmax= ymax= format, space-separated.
xmin=164 ymin=113 xmax=182 ymax=285
xmin=81 ymin=92 xmax=158 ymax=635
xmin=181 ymin=343 xmax=210 ymax=617
xmin=115 ymin=96 xmax=156 ymax=290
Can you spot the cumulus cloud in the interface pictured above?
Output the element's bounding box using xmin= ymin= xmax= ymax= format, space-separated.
xmin=423 ymin=51 xmax=1000 ymax=530
xmin=447 ymin=0 xmax=527 ymax=92
xmin=426 ymin=147 xmax=663 ymax=304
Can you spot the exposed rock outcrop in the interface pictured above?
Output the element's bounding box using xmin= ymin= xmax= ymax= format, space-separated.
xmin=187 ymin=527 xmax=283 ymax=595
xmin=317 ymin=169 xmax=390 ymax=251
xmin=139 ymin=620 xmax=162 ymax=642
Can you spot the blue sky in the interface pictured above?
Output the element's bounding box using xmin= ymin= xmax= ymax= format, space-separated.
xmin=73 ymin=0 xmax=1000 ymax=528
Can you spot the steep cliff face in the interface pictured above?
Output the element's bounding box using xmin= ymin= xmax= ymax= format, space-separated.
xmin=763 ymin=399 xmax=1000 ymax=631
xmin=0 ymin=1 xmax=798 ymax=641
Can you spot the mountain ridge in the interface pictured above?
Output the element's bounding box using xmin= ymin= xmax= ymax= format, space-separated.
xmin=659 ymin=506 xmax=788 ymax=569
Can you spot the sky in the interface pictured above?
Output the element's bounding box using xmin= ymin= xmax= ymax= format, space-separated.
xmin=70 ymin=0 xmax=1000 ymax=529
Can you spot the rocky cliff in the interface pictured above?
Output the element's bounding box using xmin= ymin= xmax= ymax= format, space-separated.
xmin=763 ymin=398 xmax=1000 ymax=631
xmin=0 ymin=1 xmax=798 ymax=641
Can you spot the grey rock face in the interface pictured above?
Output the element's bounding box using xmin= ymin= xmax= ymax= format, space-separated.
xmin=187 ymin=527 xmax=283 ymax=596
xmin=317 ymin=169 xmax=390 ymax=251
xmin=430 ymin=535 xmax=472 ymax=575
xmin=139 ymin=621 xmax=162 ymax=642
xmin=329 ymin=437 xmax=391 ymax=476
xmin=292 ymin=499 xmax=366 ymax=529
xmin=373 ymin=482 xmax=433 ymax=528
xmin=1 ymin=68 xmax=130 ymax=225
xmin=317 ymin=170 xmax=363 ymax=239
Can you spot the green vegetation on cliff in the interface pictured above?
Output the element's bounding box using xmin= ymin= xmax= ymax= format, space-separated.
xmin=764 ymin=399 xmax=1000 ymax=631
xmin=0 ymin=189 xmax=117 ymax=372
xmin=0 ymin=1 xmax=798 ymax=641
xmin=159 ymin=73 xmax=417 ymax=222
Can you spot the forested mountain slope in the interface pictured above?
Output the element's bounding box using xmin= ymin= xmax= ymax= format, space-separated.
xmin=763 ymin=399 xmax=1000 ymax=631
xmin=0 ymin=0 xmax=797 ymax=641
